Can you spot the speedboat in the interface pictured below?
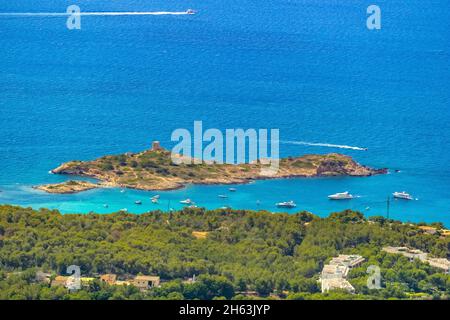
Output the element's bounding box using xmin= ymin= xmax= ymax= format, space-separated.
xmin=229 ymin=188 xmax=237 ymax=192
xmin=151 ymin=195 xmax=160 ymax=200
xmin=151 ymin=198 xmax=159 ymax=204
xmin=180 ymin=199 xmax=194 ymax=205
xmin=135 ymin=200 xmax=142 ymax=205
xmin=186 ymin=9 xmax=196 ymax=14
xmin=218 ymin=195 xmax=228 ymax=199
xmin=393 ymin=191 xmax=413 ymax=200
xmin=276 ymin=200 xmax=296 ymax=208
xmin=328 ymin=191 xmax=354 ymax=200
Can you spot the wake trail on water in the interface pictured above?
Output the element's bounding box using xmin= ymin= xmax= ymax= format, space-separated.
xmin=281 ymin=140 xmax=367 ymax=151
xmin=0 ymin=11 xmax=191 ymax=17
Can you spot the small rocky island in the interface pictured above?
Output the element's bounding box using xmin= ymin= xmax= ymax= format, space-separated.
xmin=34 ymin=180 xmax=99 ymax=194
xmin=38 ymin=142 xmax=387 ymax=194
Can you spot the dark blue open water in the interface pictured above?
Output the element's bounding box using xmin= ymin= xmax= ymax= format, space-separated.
xmin=0 ymin=1 xmax=449 ymax=225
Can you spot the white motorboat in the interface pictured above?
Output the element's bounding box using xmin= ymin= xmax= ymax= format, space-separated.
xmin=229 ymin=188 xmax=237 ymax=192
xmin=276 ymin=200 xmax=297 ymax=208
xmin=328 ymin=191 xmax=354 ymax=200
xmin=393 ymin=191 xmax=414 ymax=200
xmin=186 ymin=9 xmax=196 ymax=14
xmin=151 ymin=198 xmax=159 ymax=204
xmin=151 ymin=195 xmax=160 ymax=200
xmin=135 ymin=200 xmax=142 ymax=205
xmin=218 ymin=194 xmax=228 ymax=199
xmin=180 ymin=198 xmax=194 ymax=205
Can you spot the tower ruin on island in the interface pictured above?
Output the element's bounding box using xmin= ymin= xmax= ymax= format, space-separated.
xmin=151 ymin=141 xmax=163 ymax=151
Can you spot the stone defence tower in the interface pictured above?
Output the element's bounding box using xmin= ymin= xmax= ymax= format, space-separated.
xmin=151 ymin=141 xmax=163 ymax=151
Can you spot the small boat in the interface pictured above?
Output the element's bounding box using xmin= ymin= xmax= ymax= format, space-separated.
xmin=119 ymin=208 xmax=128 ymax=212
xmin=218 ymin=195 xmax=228 ymax=199
xmin=120 ymin=189 xmax=126 ymax=193
xmin=188 ymin=205 xmax=198 ymax=209
xmin=276 ymin=200 xmax=296 ymax=208
xmin=220 ymin=206 xmax=232 ymax=210
xmin=256 ymin=200 xmax=261 ymax=205
xmin=180 ymin=199 xmax=194 ymax=205
xmin=328 ymin=191 xmax=354 ymax=200
xmin=393 ymin=191 xmax=414 ymax=200
xmin=103 ymin=204 xmax=109 ymax=208
xmin=151 ymin=195 xmax=160 ymax=200
xmin=229 ymin=188 xmax=237 ymax=192
xmin=186 ymin=9 xmax=196 ymax=14
xmin=135 ymin=200 xmax=142 ymax=205
xmin=151 ymin=198 xmax=159 ymax=204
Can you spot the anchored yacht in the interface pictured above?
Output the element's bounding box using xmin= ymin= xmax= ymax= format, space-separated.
xmin=328 ymin=191 xmax=354 ymax=200
xmin=393 ymin=191 xmax=413 ymax=200
xmin=276 ymin=200 xmax=297 ymax=208
xmin=180 ymin=198 xmax=194 ymax=205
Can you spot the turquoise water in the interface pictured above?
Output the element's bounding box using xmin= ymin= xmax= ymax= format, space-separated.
xmin=0 ymin=1 xmax=449 ymax=225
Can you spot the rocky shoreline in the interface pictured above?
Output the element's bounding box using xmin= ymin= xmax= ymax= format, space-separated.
xmin=37 ymin=146 xmax=387 ymax=194
xmin=34 ymin=180 xmax=100 ymax=194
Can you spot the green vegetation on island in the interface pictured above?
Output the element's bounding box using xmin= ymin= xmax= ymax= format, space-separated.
xmin=0 ymin=205 xmax=448 ymax=300
xmin=41 ymin=143 xmax=387 ymax=193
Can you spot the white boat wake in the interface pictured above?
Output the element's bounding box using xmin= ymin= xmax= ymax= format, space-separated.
xmin=281 ymin=140 xmax=367 ymax=151
xmin=0 ymin=11 xmax=192 ymax=17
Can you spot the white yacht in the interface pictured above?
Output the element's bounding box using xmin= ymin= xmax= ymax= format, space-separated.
xmin=393 ymin=191 xmax=414 ymax=200
xmin=186 ymin=9 xmax=196 ymax=14
xmin=276 ymin=200 xmax=297 ymax=208
xmin=180 ymin=198 xmax=194 ymax=205
xmin=328 ymin=191 xmax=354 ymax=200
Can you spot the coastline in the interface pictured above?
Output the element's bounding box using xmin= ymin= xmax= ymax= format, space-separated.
xmin=38 ymin=146 xmax=387 ymax=194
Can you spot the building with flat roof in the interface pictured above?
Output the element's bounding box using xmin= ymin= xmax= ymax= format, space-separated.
xmin=383 ymin=246 xmax=449 ymax=274
xmin=320 ymin=254 xmax=364 ymax=293
xmin=100 ymin=274 xmax=117 ymax=285
xmin=321 ymin=278 xmax=355 ymax=293
xmin=133 ymin=275 xmax=160 ymax=291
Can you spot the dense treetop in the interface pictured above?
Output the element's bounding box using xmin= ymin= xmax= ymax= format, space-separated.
xmin=0 ymin=205 xmax=448 ymax=300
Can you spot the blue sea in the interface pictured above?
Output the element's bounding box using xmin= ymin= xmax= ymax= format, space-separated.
xmin=0 ymin=0 xmax=449 ymax=225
